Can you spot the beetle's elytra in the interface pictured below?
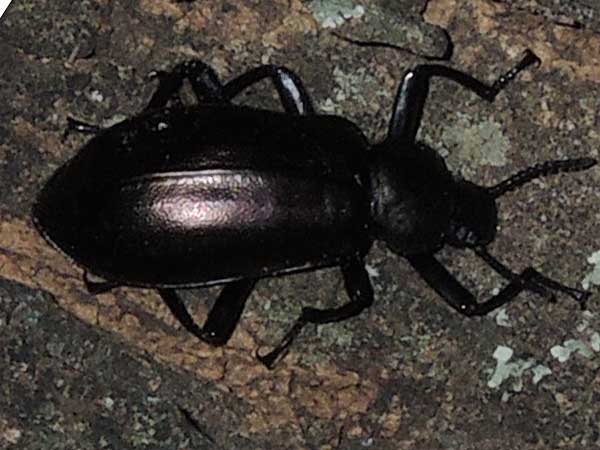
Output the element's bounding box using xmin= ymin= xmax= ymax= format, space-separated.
xmin=34 ymin=51 xmax=596 ymax=368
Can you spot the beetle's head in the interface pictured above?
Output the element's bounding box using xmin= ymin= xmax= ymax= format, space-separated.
xmin=445 ymin=157 xmax=598 ymax=249
xmin=446 ymin=180 xmax=497 ymax=248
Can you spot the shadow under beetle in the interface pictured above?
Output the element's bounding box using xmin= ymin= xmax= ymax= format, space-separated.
xmin=33 ymin=50 xmax=596 ymax=368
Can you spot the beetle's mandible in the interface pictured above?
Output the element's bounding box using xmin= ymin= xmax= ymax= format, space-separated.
xmin=33 ymin=50 xmax=596 ymax=368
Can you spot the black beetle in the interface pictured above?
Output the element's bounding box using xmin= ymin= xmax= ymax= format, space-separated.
xmin=33 ymin=50 xmax=596 ymax=368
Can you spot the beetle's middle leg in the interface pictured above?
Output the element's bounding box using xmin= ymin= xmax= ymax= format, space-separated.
xmin=223 ymin=65 xmax=315 ymax=115
xmin=158 ymin=278 xmax=256 ymax=346
xmin=257 ymin=256 xmax=373 ymax=368
xmin=387 ymin=50 xmax=540 ymax=142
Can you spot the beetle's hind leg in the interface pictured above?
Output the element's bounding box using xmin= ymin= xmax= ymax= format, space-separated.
xmin=145 ymin=60 xmax=227 ymax=111
xmin=223 ymin=65 xmax=315 ymax=115
xmin=65 ymin=117 xmax=102 ymax=134
xmin=257 ymin=256 xmax=373 ymax=368
xmin=158 ymin=278 xmax=256 ymax=346
xmin=62 ymin=117 xmax=104 ymax=142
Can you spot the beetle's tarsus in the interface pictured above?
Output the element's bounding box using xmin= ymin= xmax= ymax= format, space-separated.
xmin=523 ymin=269 xmax=591 ymax=305
xmin=255 ymin=259 xmax=374 ymax=367
xmin=490 ymin=49 xmax=541 ymax=93
xmin=256 ymin=319 xmax=306 ymax=369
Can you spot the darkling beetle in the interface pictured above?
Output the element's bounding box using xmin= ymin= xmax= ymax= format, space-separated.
xmin=33 ymin=50 xmax=596 ymax=368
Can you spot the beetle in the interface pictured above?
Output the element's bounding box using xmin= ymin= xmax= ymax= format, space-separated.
xmin=33 ymin=50 xmax=596 ymax=368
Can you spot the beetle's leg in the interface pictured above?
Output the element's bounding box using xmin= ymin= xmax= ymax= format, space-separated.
xmin=145 ymin=60 xmax=227 ymax=111
xmin=473 ymin=246 xmax=589 ymax=306
xmin=257 ymin=257 xmax=373 ymax=368
xmin=223 ymin=65 xmax=315 ymax=115
xmin=197 ymin=278 xmax=257 ymax=345
xmin=388 ymin=50 xmax=540 ymax=142
xmin=83 ymin=271 xmax=119 ymax=294
xmin=65 ymin=117 xmax=103 ymax=134
xmin=63 ymin=117 xmax=103 ymax=141
xmin=408 ymin=253 xmax=541 ymax=315
xmin=407 ymin=253 xmax=590 ymax=316
xmin=158 ymin=278 xmax=256 ymax=346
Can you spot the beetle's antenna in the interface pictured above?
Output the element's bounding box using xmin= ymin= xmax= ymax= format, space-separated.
xmin=487 ymin=158 xmax=597 ymax=198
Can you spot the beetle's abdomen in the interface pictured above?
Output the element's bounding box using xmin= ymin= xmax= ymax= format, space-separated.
xmin=33 ymin=106 xmax=372 ymax=287
xmin=70 ymin=169 xmax=368 ymax=286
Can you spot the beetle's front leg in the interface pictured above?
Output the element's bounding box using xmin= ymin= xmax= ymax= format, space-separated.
xmin=158 ymin=278 xmax=256 ymax=346
xmin=388 ymin=50 xmax=540 ymax=142
xmin=257 ymin=256 xmax=373 ymax=368
xmin=407 ymin=253 xmax=589 ymax=316
xmin=473 ymin=246 xmax=589 ymax=306
xmin=223 ymin=65 xmax=315 ymax=115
